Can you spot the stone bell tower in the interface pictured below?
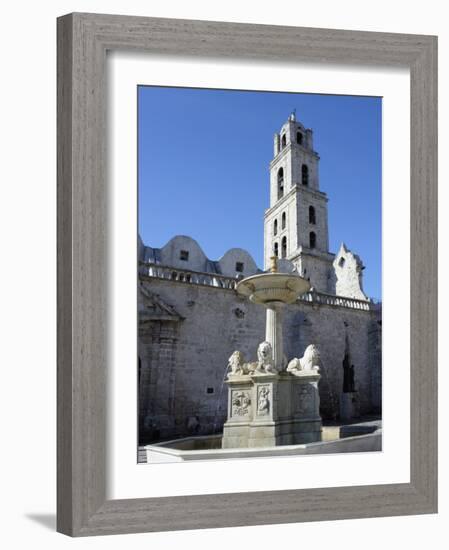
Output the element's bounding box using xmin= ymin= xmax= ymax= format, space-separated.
xmin=264 ymin=112 xmax=335 ymax=293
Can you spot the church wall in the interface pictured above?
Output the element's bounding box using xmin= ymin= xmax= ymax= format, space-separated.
xmin=368 ymin=309 xmax=382 ymax=413
xmin=139 ymin=277 xmax=265 ymax=443
xmin=139 ymin=320 xmax=180 ymax=443
xmin=158 ymin=235 xmax=209 ymax=271
xmin=264 ymin=189 xmax=299 ymax=268
xmin=295 ymin=191 xmax=329 ymax=252
xmin=217 ymin=248 xmax=259 ymax=277
xmin=138 ymin=114 xmax=380 ymax=446
xmin=333 ymin=245 xmax=368 ymax=300
xmin=291 ymin=146 xmax=319 ymax=190
xmin=269 ymin=149 xmax=293 ymax=206
xmin=143 ymin=237 xmax=260 ymax=278
xmin=294 ymin=254 xmax=334 ymax=293
xmin=139 ymin=276 xmax=381 ymax=444
xmin=283 ymin=302 xmax=377 ymax=419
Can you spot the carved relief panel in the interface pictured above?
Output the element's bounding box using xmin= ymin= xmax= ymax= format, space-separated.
xmin=257 ymin=385 xmax=271 ymax=416
xmin=231 ymin=390 xmax=252 ymax=418
xmin=295 ymin=383 xmax=317 ymax=416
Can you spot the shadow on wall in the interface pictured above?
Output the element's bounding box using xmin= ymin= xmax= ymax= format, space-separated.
xmin=24 ymin=514 xmax=56 ymax=531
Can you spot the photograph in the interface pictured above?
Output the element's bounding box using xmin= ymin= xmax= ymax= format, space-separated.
xmin=1 ymin=1 xmax=440 ymax=543
xmin=137 ymin=86 xmax=383 ymax=463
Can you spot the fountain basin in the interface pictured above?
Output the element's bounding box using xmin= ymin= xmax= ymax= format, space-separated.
xmin=143 ymin=421 xmax=382 ymax=463
xmin=236 ymin=272 xmax=310 ymax=304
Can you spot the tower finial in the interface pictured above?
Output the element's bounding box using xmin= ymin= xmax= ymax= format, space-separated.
xmin=289 ymin=108 xmax=296 ymax=121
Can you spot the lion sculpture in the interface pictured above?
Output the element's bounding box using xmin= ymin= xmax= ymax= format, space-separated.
xmin=227 ymin=351 xmax=257 ymax=377
xmin=227 ymin=341 xmax=278 ymax=377
xmin=255 ymin=341 xmax=277 ymax=373
xmin=227 ymin=350 xmax=248 ymax=376
xmin=286 ymin=344 xmax=321 ymax=374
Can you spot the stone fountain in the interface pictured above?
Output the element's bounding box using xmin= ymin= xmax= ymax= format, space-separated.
xmin=222 ymin=256 xmax=322 ymax=448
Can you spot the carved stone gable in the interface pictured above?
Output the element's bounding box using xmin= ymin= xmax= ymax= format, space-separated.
xmin=139 ymin=283 xmax=183 ymax=322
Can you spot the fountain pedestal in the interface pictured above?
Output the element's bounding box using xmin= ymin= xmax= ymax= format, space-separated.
xmin=222 ymin=371 xmax=321 ymax=448
xmin=265 ymin=302 xmax=285 ymax=371
xmin=222 ymin=255 xmax=322 ymax=449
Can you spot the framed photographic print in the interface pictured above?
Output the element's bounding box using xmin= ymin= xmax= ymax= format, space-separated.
xmin=137 ymin=85 xmax=383 ymax=463
xmin=57 ymin=12 xmax=437 ymax=536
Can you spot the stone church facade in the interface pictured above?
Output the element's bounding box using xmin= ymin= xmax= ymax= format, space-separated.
xmin=138 ymin=113 xmax=382 ymax=445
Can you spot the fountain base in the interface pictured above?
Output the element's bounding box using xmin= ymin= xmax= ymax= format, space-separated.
xmin=222 ymin=371 xmax=321 ymax=449
xmin=143 ymin=420 xmax=382 ymax=463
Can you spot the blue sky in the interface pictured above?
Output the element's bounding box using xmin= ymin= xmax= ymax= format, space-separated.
xmin=138 ymin=86 xmax=382 ymax=300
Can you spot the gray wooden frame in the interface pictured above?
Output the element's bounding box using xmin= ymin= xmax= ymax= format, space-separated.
xmin=57 ymin=12 xmax=438 ymax=537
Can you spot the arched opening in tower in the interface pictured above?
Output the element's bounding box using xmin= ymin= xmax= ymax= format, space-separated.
xmin=309 ymin=231 xmax=316 ymax=249
xmin=302 ymin=164 xmax=309 ymax=186
xmin=277 ymin=167 xmax=284 ymax=200
xmin=309 ymin=205 xmax=316 ymax=224
xmin=281 ymin=236 xmax=287 ymax=258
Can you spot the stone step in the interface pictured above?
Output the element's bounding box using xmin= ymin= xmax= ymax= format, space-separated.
xmin=138 ymin=446 xmax=147 ymax=464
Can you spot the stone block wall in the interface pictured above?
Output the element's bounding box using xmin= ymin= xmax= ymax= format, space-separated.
xmin=295 ymin=187 xmax=329 ymax=252
xmin=138 ymin=276 xmax=381 ymax=444
xmin=293 ymin=251 xmax=334 ymax=294
xmin=283 ymin=302 xmax=376 ymax=419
